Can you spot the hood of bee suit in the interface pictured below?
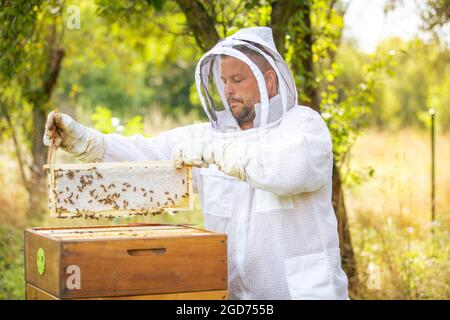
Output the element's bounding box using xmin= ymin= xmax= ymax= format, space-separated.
xmin=195 ymin=26 xmax=298 ymax=133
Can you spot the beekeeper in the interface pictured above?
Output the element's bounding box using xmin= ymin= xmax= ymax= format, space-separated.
xmin=44 ymin=27 xmax=349 ymax=300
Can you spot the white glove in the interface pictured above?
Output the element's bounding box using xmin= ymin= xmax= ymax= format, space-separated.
xmin=43 ymin=111 xmax=105 ymax=162
xmin=173 ymin=139 xmax=211 ymax=169
xmin=173 ymin=139 xmax=248 ymax=181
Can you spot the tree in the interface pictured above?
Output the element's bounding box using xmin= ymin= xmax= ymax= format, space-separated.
xmin=0 ymin=1 xmax=66 ymax=219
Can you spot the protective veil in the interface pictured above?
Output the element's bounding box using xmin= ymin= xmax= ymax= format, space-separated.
xmin=101 ymin=27 xmax=349 ymax=299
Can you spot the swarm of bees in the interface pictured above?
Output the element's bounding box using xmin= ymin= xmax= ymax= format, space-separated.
xmin=46 ymin=162 xmax=192 ymax=219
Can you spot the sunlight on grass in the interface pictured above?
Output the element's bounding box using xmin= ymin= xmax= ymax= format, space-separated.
xmin=346 ymin=129 xmax=450 ymax=299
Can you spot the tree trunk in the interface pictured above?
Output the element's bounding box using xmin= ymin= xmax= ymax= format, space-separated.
xmin=28 ymin=104 xmax=48 ymax=220
xmin=283 ymin=0 xmax=359 ymax=297
xmin=270 ymin=0 xmax=301 ymax=57
xmin=175 ymin=0 xmax=220 ymax=51
xmin=27 ymin=48 xmax=65 ymax=220
xmin=332 ymin=162 xmax=359 ymax=297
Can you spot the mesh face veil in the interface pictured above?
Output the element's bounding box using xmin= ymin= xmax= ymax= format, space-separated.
xmin=195 ymin=27 xmax=298 ymax=132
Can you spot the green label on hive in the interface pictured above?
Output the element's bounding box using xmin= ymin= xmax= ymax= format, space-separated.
xmin=37 ymin=248 xmax=45 ymax=275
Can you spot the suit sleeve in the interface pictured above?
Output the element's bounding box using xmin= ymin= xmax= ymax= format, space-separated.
xmin=218 ymin=111 xmax=333 ymax=196
xmin=101 ymin=122 xmax=210 ymax=193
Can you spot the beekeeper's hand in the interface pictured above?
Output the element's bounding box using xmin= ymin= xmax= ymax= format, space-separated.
xmin=43 ymin=111 xmax=105 ymax=162
xmin=173 ymin=139 xmax=247 ymax=181
xmin=173 ymin=139 xmax=211 ymax=169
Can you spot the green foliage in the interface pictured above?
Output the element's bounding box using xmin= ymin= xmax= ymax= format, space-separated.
xmin=91 ymin=106 xmax=146 ymax=136
xmin=323 ymin=51 xmax=397 ymax=167
xmin=0 ymin=0 xmax=43 ymax=82
xmin=0 ymin=224 xmax=24 ymax=300
xmin=335 ymin=38 xmax=450 ymax=132
xmin=56 ymin=0 xmax=201 ymax=118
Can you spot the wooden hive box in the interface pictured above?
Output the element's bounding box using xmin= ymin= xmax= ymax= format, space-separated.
xmin=25 ymin=224 xmax=227 ymax=300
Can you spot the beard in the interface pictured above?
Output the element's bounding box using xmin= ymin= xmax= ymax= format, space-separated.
xmin=228 ymin=97 xmax=256 ymax=123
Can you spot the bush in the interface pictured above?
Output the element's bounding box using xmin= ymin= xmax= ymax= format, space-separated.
xmin=0 ymin=224 xmax=25 ymax=300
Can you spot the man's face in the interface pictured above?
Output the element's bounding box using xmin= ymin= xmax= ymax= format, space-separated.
xmin=220 ymin=56 xmax=261 ymax=129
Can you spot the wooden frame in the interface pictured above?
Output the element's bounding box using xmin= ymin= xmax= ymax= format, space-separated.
xmin=43 ymin=160 xmax=194 ymax=218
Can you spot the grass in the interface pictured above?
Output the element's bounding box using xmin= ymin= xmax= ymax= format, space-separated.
xmin=345 ymin=128 xmax=450 ymax=299
xmin=0 ymin=127 xmax=448 ymax=299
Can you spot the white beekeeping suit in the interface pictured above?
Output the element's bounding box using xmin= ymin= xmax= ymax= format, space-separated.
xmin=44 ymin=27 xmax=349 ymax=300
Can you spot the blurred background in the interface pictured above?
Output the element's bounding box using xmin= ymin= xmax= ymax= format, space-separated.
xmin=0 ymin=0 xmax=449 ymax=299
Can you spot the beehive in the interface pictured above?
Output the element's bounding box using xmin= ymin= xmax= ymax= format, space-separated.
xmin=44 ymin=161 xmax=193 ymax=219
xmin=25 ymin=224 xmax=228 ymax=300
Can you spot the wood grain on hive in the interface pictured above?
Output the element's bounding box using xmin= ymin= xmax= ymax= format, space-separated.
xmin=24 ymin=224 xmax=227 ymax=300
xmin=44 ymin=161 xmax=193 ymax=219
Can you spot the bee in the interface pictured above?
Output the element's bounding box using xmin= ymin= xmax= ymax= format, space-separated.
xmin=182 ymin=179 xmax=185 ymax=185
xmin=66 ymin=170 xmax=75 ymax=180
xmin=149 ymin=190 xmax=154 ymax=194
xmin=143 ymin=192 xmax=147 ymax=197
xmin=88 ymin=200 xmax=93 ymax=204
xmin=165 ymin=191 xmax=169 ymax=195
xmin=95 ymin=171 xmax=103 ymax=179
xmin=89 ymin=189 xmax=95 ymax=197
xmin=72 ymin=210 xmax=83 ymax=219
xmin=133 ymin=187 xmax=137 ymax=192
